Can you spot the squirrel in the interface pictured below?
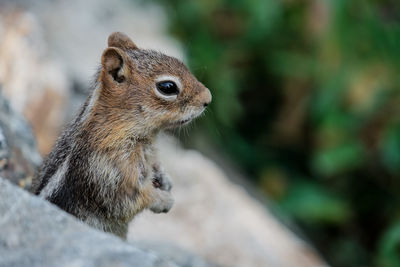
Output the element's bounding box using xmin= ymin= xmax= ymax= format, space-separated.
xmin=30 ymin=32 xmax=212 ymax=239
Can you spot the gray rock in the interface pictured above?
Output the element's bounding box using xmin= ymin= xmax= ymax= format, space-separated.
xmin=135 ymin=242 xmax=215 ymax=267
xmin=0 ymin=177 xmax=179 ymax=267
xmin=0 ymin=89 xmax=41 ymax=188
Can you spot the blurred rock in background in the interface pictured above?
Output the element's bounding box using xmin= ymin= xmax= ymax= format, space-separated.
xmin=0 ymin=0 xmax=327 ymax=266
xmin=0 ymin=10 xmax=69 ymax=155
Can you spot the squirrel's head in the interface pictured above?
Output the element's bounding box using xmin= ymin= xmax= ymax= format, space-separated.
xmin=97 ymin=32 xmax=211 ymax=135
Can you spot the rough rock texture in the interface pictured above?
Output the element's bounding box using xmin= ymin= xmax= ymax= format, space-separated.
xmin=0 ymin=177 xmax=184 ymax=267
xmin=0 ymin=89 xmax=41 ymax=189
xmin=129 ymin=136 xmax=327 ymax=267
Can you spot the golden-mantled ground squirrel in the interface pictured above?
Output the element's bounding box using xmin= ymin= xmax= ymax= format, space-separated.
xmin=31 ymin=32 xmax=212 ymax=239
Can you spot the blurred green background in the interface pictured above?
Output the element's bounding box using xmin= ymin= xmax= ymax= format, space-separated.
xmin=146 ymin=0 xmax=400 ymax=266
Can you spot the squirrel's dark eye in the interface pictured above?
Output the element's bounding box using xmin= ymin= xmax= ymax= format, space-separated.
xmin=156 ymin=81 xmax=179 ymax=96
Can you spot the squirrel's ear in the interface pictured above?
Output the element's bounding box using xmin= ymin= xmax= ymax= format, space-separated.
xmin=108 ymin=32 xmax=138 ymax=51
xmin=101 ymin=47 xmax=128 ymax=83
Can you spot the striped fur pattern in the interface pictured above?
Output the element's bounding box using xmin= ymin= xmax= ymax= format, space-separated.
xmin=31 ymin=32 xmax=212 ymax=239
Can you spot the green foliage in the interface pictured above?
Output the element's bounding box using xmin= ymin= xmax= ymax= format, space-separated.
xmin=377 ymin=221 xmax=400 ymax=267
xmin=281 ymin=181 xmax=351 ymax=224
xmin=146 ymin=0 xmax=400 ymax=265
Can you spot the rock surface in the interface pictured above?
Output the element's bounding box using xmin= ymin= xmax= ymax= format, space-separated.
xmin=0 ymin=89 xmax=41 ymax=189
xmin=0 ymin=177 xmax=185 ymax=267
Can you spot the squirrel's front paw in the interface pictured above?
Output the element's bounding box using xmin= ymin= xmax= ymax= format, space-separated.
xmin=152 ymin=171 xmax=173 ymax=192
xmin=149 ymin=190 xmax=174 ymax=213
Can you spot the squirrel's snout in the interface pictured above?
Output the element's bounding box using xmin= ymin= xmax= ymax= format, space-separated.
xmin=202 ymin=88 xmax=212 ymax=107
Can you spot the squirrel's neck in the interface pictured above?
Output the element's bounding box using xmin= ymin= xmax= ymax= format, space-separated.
xmin=80 ymin=113 xmax=157 ymax=152
xmin=75 ymin=83 xmax=158 ymax=152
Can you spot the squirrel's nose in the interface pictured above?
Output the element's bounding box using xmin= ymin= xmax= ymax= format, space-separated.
xmin=202 ymin=88 xmax=212 ymax=107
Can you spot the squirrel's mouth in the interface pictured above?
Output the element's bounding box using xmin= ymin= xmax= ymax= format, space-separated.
xmin=168 ymin=110 xmax=204 ymax=128
xmin=168 ymin=117 xmax=192 ymax=128
xmin=178 ymin=118 xmax=191 ymax=125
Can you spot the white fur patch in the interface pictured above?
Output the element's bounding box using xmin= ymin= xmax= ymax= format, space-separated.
xmin=40 ymin=156 xmax=69 ymax=198
xmin=88 ymin=152 xmax=120 ymax=194
xmin=80 ymin=85 xmax=100 ymax=123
